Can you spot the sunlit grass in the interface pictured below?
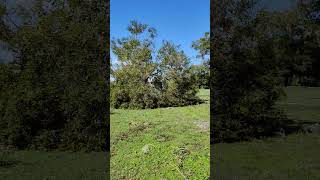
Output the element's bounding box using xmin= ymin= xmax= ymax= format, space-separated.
xmin=110 ymin=89 xmax=210 ymax=179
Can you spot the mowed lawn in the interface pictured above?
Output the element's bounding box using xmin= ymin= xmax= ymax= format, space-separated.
xmin=110 ymin=89 xmax=210 ymax=179
xmin=214 ymin=86 xmax=320 ymax=180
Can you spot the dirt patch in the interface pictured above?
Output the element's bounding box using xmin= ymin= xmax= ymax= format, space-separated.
xmin=193 ymin=120 xmax=209 ymax=132
xmin=154 ymin=134 xmax=175 ymax=142
xmin=112 ymin=122 xmax=153 ymax=145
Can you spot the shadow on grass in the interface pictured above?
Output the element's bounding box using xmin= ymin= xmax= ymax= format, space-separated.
xmin=282 ymin=119 xmax=303 ymax=134
xmin=283 ymin=118 xmax=319 ymax=135
xmin=210 ymin=118 xmax=318 ymax=146
xmin=0 ymin=160 xmax=20 ymax=168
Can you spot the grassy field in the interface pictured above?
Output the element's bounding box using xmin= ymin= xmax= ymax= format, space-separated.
xmin=279 ymin=86 xmax=320 ymax=123
xmin=1 ymin=87 xmax=319 ymax=179
xmin=0 ymin=151 xmax=107 ymax=180
xmin=214 ymin=134 xmax=320 ymax=179
xmin=110 ymin=89 xmax=210 ymax=179
xmin=0 ymin=89 xmax=209 ymax=180
xmin=214 ymin=86 xmax=320 ymax=179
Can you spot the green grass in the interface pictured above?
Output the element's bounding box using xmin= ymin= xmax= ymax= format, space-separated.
xmin=279 ymin=86 xmax=320 ymax=123
xmin=213 ymin=134 xmax=320 ymax=179
xmin=0 ymin=89 xmax=209 ymax=180
xmin=214 ymin=86 xmax=320 ymax=179
xmin=2 ymin=87 xmax=319 ymax=179
xmin=0 ymin=151 xmax=107 ymax=180
xmin=197 ymin=88 xmax=210 ymax=101
xmin=110 ymin=89 xmax=210 ymax=179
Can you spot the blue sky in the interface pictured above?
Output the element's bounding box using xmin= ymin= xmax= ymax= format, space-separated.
xmin=110 ymin=0 xmax=210 ymax=65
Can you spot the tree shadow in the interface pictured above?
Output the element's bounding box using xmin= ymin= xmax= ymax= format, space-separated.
xmin=0 ymin=160 xmax=21 ymax=168
xmin=283 ymin=118 xmax=319 ymax=135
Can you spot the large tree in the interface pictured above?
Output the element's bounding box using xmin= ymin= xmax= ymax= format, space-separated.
xmin=210 ymin=0 xmax=288 ymax=143
xmin=0 ymin=0 xmax=109 ymax=151
xmin=156 ymin=41 xmax=200 ymax=106
xmin=111 ymin=21 xmax=158 ymax=109
xmin=111 ymin=21 xmax=201 ymax=109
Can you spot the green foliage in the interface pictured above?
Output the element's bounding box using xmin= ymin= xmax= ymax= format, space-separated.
xmin=207 ymin=0 xmax=320 ymax=143
xmin=210 ymin=0 xmax=287 ymax=143
xmin=0 ymin=0 xmax=109 ymax=151
xmin=111 ymin=21 xmax=202 ymax=109
xmin=191 ymin=32 xmax=210 ymax=89
xmin=192 ymin=32 xmax=210 ymax=60
xmin=156 ymin=41 xmax=201 ymax=107
xmin=190 ymin=63 xmax=209 ymax=89
xmin=270 ymin=5 xmax=320 ymax=87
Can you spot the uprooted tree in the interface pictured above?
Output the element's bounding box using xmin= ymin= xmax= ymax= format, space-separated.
xmin=111 ymin=21 xmax=202 ymax=109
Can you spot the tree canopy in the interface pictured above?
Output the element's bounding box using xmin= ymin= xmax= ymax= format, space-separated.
xmin=111 ymin=21 xmax=202 ymax=109
xmin=206 ymin=0 xmax=320 ymax=143
xmin=0 ymin=0 xmax=109 ymax=151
